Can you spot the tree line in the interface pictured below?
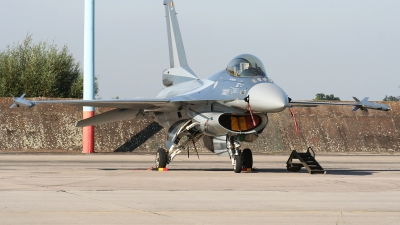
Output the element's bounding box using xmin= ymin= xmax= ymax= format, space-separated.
xmin=314 ymin=93 xmax=399 ymax=101
xmin=383 ymin=95 xmax=399 ymax=101
xmin=0 ymin=34 xmax=97 ymax=98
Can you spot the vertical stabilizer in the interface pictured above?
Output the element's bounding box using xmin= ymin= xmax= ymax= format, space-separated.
xmin=164 ymin=0 xmax=187 ymax=68
xmin=163 ymin=0 xmax=197 ymax=86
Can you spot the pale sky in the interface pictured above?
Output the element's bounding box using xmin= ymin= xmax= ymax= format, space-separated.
xmin=1 ymin=0 xmax=399 ymax=101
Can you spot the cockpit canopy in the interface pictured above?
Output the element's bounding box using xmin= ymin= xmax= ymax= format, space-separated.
xmin=226 ymin=54 xmax=267 ymax=77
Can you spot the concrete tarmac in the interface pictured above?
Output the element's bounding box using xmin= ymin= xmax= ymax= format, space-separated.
xmin=1 ymin=153 xmax=399 ymax=224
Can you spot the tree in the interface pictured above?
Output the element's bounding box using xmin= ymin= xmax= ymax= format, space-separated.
xmin=383 ymin=95 xmax=400 ymax=101
xmin=0 ymin=34 xmax=98 ymax=98
xmin=314 ymin=93 xmax=340 ymax=101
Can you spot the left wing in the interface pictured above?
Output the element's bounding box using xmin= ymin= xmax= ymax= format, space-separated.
xmin=289 ymin=97 xmax=391 ymax=111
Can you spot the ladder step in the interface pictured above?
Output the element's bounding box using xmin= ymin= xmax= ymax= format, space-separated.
xmin=301 ymin=157 xmax=314 ymax=160
xmin=308 ymin=166 xmax=323 ymax=169
xmin=287 ymin=149 xmax=325 ymax=174
xmin=310 ymin=171 xmax=325 ymax=174
xmin=291 ymin=163 xmax=303 ymax=167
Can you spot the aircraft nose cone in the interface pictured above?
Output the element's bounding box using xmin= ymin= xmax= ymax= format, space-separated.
xmin=247 ymin=83 xmax=288 ymax=113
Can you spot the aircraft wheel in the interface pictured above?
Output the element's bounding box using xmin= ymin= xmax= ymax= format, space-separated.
xmin=242 ymin=148 xmax=253 ymax=169
xmin=155 ymin=148 xmax=168 ymax=169
xmin=233 ymin=155 xmax=242 ymax=173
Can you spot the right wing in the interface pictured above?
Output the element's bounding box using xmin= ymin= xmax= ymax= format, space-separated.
xmin=10 ymin=95 xmax=175 ymax=127
xmin=10 ymin=94 xmax=238 ymax=127
xmin=28 ymin=99 xmax=171 ymax=109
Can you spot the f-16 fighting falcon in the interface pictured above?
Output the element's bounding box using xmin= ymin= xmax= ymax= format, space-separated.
xmin=11 ymin=0 xmax=390 ymax=173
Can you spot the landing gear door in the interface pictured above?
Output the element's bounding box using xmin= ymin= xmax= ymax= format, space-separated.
xmin=203 ymin=135 xmax=229 ymax=156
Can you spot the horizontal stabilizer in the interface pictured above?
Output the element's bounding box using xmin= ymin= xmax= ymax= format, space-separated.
xmin=76 ymin=108 xmax=141 ymax=127
xmin=162 ymin=66 xmax=197 ymax=86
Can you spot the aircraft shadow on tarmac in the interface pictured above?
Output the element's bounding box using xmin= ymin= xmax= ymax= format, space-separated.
xmin=98 ymin=168 xmax=399 ymax=176
xmin=114 ymin=122 xmax=163 ymax=152
xmin=97 ymin=168 xmax=287 ymax=173
xmin=325 ymin=169 xmax=400 ymax=176
xmin=98 ymin=168 xmax=287 ymax=173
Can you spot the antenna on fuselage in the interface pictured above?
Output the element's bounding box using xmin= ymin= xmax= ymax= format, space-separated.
xmin=163 ymin=0 xmax=197 ymax=86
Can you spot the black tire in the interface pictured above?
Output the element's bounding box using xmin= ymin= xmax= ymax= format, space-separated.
xmin=234 ymin=155 xmax=242 ymax=173
xmin=156 ymin=148 xmax=168 ymax=168
xmin=242 ymin=148 xmax=253 ymax=169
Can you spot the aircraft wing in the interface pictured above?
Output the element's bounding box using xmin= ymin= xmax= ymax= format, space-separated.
xmin=10 ymin=94 xmax=237 ymax=127
xmin=289 ymin=101 xmax=351 ymax=107
xmin=11 ymin=96 xmax=171 ymax=109
xmin=11 ymin=93 xmax=237 ymax=109
xmin=10 ymin=96 xmax=175 ymax=127
xmin=38 ymin=99 xmax=173 ymax=109
xmin=289 ymin=97 xmax=391 ymax=111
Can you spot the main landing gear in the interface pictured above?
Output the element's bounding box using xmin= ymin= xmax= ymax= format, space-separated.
xmin=154 ymin=127 xmax=253 ymax=173
xmin=154 ymin=120 xmax=204 ymax=170
xmin=155 ymin=148 xmax=168 ymax=169
xmin=156 ymin=144 xmax=253 ymax=173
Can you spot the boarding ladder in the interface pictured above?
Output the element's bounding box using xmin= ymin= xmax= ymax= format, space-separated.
xmin=286 ymin=147 xmax=325 ymax=174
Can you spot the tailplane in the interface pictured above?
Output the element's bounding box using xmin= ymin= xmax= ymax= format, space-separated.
xmin=162 ymin=0 xmax=197 ymax=87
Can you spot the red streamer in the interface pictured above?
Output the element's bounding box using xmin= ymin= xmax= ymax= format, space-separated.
xmin=290 ymin=108 xmax=300 ymax=135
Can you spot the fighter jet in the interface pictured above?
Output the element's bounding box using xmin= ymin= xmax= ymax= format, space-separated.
xmin=11 ymin=0 xmax=390 ymax=173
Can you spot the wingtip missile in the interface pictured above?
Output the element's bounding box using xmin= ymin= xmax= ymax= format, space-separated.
xmin=10 ymin=94 xmax=36 ymax=109
xmin=352 ymin=96 xmax=390 ymax=111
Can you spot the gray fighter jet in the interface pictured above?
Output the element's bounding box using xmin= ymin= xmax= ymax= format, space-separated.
xmin=11 ymin=0 xmax=390 ymax=173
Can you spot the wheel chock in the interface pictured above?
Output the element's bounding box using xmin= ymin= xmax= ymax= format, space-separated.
xmin=158 ymin=168 xmax=168 ymax=171
xmin=241 ymin=168 xmax=252 ymax=172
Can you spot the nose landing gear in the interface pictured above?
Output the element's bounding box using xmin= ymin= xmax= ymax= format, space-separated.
xmin=228 ymin=137 xmax=253 ymax=173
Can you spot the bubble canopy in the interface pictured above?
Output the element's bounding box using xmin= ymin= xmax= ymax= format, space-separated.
xmin=226 ymin=54 xmax=267 ymax=77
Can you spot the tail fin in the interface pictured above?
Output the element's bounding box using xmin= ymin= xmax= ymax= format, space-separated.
xmin=162 ymin=0 xmax=197 ymax=87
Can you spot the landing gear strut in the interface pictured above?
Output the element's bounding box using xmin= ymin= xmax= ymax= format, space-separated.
xmin=228 ymin=137 xmax=253 ymax=173
xmin=155 ymin=120 xmax=204 ymax=170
